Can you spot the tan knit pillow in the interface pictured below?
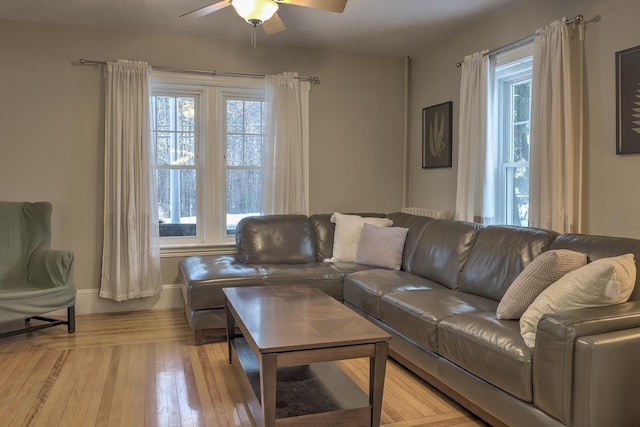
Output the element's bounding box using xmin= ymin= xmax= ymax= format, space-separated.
xmin=496 ymin=249 xmax=587 ymax=320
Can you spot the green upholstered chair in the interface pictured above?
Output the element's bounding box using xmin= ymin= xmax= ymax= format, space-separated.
xmin=0 ymin=201 xmax=76 ymax=338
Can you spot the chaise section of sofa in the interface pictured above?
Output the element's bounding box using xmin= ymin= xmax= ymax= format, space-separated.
xmin=180 ymin=213 xmax=382 ymax=344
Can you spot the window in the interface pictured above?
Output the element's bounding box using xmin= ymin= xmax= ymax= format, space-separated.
xmin=492 ymin=44 xmax=533 ymax=226
xmin=152 ymin=94 xmax=198 ymax=238
xmin=224 ymin=98 xmax=265 ymax=236
xmin=151 ymin=73 xmax=268 ymax=246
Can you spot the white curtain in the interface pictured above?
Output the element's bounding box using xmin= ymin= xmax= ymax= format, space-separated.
xmin=529 ymin=19 xmax=585 ymax=233
xmin=263 ymin=72 xmax=308 ymax=215
xmin=100 ymin=60 xmax=162 ymax=301
xmin=455 ymin=51 xmax=494 ymax=223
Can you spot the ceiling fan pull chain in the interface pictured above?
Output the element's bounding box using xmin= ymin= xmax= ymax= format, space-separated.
xmin=251 ymin=26 xmax=257 ymax=48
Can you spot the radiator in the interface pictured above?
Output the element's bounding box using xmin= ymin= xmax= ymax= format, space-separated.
xmin=401 ymin=207 xmax=452 ymax=219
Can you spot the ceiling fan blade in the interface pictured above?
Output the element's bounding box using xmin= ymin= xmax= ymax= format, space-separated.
xmin=278 ymin=0 xmax=347 ymax=13
xmin=262 ymin=12 xmax=286 ymax=35
xmin=180 ymin=0 xmax=232 ymax=18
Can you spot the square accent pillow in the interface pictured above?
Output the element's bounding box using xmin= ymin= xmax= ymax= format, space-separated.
xmin=496 ymin=249 xmax=587 ymax=320
xmin=330 ymin=213 xmax=393 ymax=263
xmin=355 ymin=223 xmax=409 ymax=270
xmin=520 ymin=253 xmax=636 ymax=348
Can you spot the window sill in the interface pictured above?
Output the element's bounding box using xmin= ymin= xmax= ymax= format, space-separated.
xmin=160 ymin=242 xmax=237 ymax=258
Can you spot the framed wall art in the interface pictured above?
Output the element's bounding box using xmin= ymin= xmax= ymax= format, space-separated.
xmin=616 ymin=45 xmax=640 ymax=155
xmin=422 ymin=101 xmax=453 ymax=168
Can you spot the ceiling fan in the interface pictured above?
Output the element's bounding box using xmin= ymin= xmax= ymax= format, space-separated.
xmin=180 ymin=0 xmax=348 ymax=35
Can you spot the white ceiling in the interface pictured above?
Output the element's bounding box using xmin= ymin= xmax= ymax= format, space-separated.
xmin=0 ymin=0 xmax=525 ymax=56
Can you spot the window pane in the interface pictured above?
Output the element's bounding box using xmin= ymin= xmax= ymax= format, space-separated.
xmin=513 ymin=123 xmax=530 ymax=162
xmin=177 ymin=133 xmax=195 ymax=166
xmin=244 ymin=101 xmax=264 ymax=134
xmin=177 ymin=97 xmax=195 ymax=132
xmin=227 ymin=135 xmax=243 ymax=166
xmin=512 ymin=81 xmax=531 ymax=123
xmin=244 ymin=135 xmax=262 ymax=166
xmin=157 ymin=169 xmax=197 ymax=237
xmin=226 ymin=169 xmax=261 ymax=235
xmin=506 ymin=166 xmax=529 ymax=227
xmin=227 ymin=100 xmax=244 ymax=133
xmin=155 ymin=132 xmax=172 ymax=165
xmin=155 ymin=96 xmax=172 ymax=131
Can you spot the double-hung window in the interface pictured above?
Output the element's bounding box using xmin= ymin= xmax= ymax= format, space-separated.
xmin=492 ymin=43 xmax=533 ymax=226
xmin=151 ymin=73 xmax=268 ymax=247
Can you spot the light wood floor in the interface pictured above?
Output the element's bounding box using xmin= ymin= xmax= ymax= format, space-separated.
xmin=0 ymin=309 xmax=486 ymax=427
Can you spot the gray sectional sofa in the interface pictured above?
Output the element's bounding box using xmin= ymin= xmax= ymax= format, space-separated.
xmin=179 ymin=212 xmax=640 ymax=427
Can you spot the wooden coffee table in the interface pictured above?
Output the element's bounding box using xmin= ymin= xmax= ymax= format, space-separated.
xmin=223 ymin=284 xmax=391 ymax=427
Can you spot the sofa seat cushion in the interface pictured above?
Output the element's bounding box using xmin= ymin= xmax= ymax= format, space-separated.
xmin=257 ymin=263 xmax=346 ymax=300
xmin=380 ymin=289 xmax=496 ymax=352
xmin=438 ymin=312 xmax=533 ymax=402
xmin=343 ymin=270 xmax=444 ymax=319
xmin=179 ymin=255 xmax=264 ymax=310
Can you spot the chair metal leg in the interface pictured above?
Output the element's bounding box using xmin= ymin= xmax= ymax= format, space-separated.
xmin=68 ymin=306 xmax=76 ymax=333
xmin=0 ymin=306 xmax=76 ymax=340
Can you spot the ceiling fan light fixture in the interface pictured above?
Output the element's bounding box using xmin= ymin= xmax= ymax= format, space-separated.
xmin=232 ymin=0 xmax=279 ymax=26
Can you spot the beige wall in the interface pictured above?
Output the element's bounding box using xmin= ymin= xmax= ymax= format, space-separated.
xmin=407 ymin=0 xmax=640 ymax=239
xmin=0 ymin=20 xmax=405 ymax=294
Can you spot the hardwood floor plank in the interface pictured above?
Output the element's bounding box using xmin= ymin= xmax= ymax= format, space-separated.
xmin=67 ymin=347 xmax=103 ymax=427
xmin=0 ymin=345 xmax=47 ymax=415
xmin=7 ymin=349 xmax=67 ymax=427
xmin=95 ymin=345 xmax=122 ymax=427
xmin=189 ymin=345 xmax=220 ymax=426
xmin=144 ymin=342 xmax=160 ymax=427
xmin=78 ymin=346 xmax=113 ymax=427
xmin=34 ymin=348 xmax=86 ymax=427
xmin=0 ymin=309 xmax=486 ymax=427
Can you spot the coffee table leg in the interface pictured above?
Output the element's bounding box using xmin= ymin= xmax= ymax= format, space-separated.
xmin=370 ymin=341 xmax=388 ymax=427
xmin=225 ymin=298 xmax=235 ymax=364
xmin=260 ymin=353 xmax=277 ymax=427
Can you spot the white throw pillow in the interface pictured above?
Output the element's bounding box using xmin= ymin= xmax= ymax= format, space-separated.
xmin=520 ymin=253 xmax=636 ymax=348
xmin=330 ymin=213 xmax=393 ymax=263
xmin=356 ymin=223 xmax=409 ymax=270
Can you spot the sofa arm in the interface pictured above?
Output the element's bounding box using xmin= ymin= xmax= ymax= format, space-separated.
xmin=533 ymin=301 xmax=640 ymax=424
xmin=572 ymin=327 xmax=640 ymax=426
xmin=28 ymin=247 xmax=74 ymax=288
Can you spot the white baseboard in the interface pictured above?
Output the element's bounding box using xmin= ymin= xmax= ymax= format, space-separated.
xmin=50 ymin=284 xmax=184 ymax=316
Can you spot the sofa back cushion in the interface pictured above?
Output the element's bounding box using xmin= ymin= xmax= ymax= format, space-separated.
xmin=410 ymin=219 xmax=483 ymax=289
xmin=551 ymin=233 xmax=640 ymax=301
xmin=236 ymin=215 xmax=316 ymax=264
xmin=386 ymin=212 xmax=433 ymax=272
xmin=459 ymin=225 xmax=557 ymax=301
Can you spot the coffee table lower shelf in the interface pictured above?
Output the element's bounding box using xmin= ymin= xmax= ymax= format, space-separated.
xmin=231 ymin=336 xmax=372 ymax=426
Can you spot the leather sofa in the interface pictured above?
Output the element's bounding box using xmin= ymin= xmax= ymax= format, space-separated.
xmin=179 ymin=212 xmax=640 ymax=427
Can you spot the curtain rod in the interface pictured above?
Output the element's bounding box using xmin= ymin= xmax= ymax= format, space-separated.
xmin=455 ymin=14 xmax=583 ymax=67
xmin=77 ymin=59 xmax=320 ymax=84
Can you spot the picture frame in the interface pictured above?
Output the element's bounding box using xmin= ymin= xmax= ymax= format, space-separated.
xmin=422 ymin=101 xmax=453 ymax=168
xmin=616 ymin=45 xmax=640 ymax=155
